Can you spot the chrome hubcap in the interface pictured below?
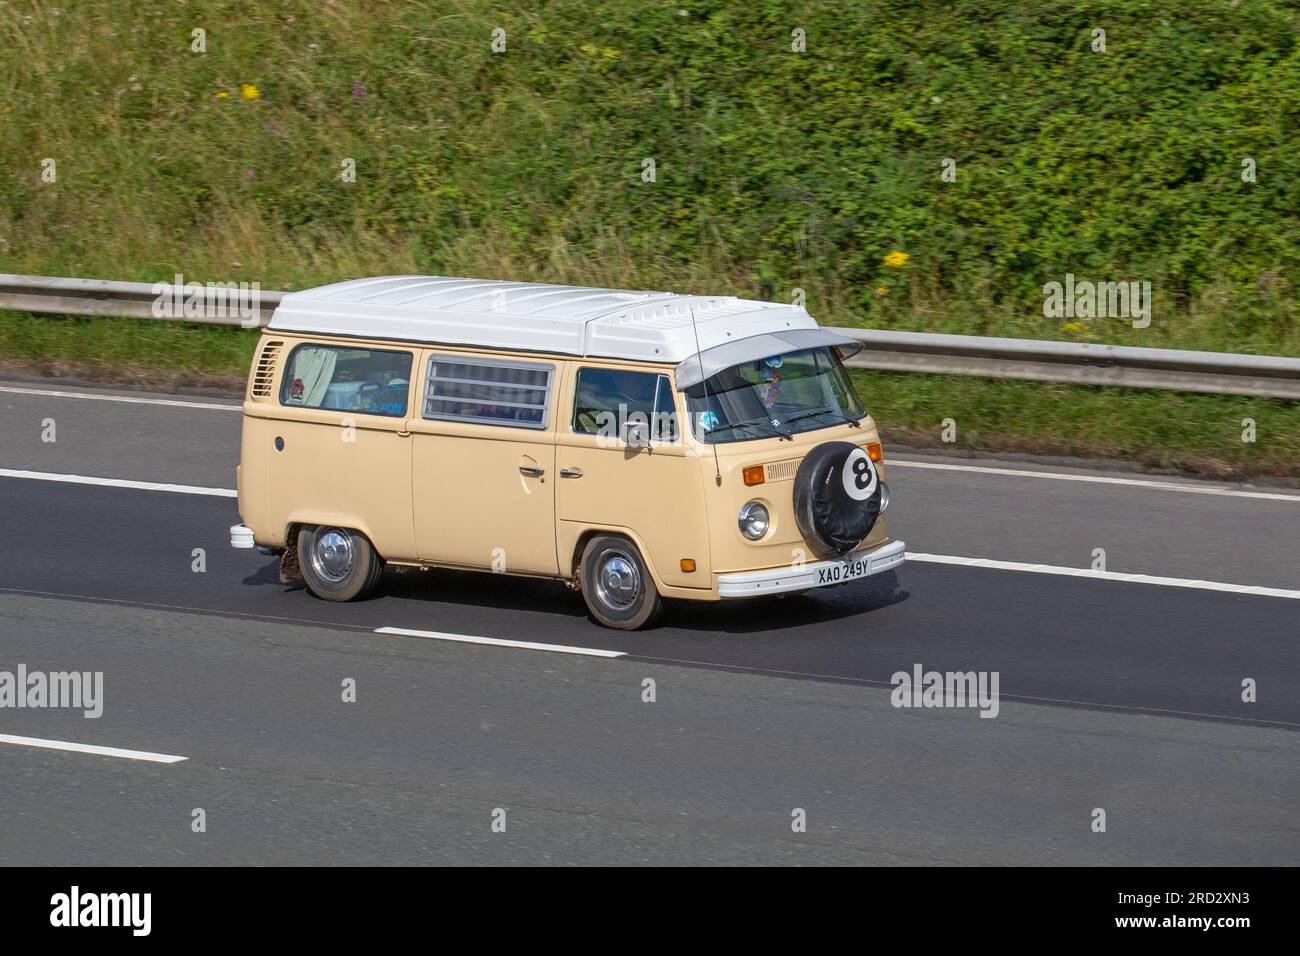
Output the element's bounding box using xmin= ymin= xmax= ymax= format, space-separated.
xmin=595 ymin=551 xmax=640 ymax=610
xmin=311 ymin=528 xmax=354 ymax=582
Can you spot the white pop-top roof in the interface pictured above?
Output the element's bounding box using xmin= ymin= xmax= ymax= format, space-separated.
xmin=267 ymin=275 xmax=821 ymax=364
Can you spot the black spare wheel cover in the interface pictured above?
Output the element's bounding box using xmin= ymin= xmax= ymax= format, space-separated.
xmin=792 ymin=441 xmax=883 ymax=558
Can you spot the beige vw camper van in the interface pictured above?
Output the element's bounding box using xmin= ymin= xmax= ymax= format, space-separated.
xmin=230 ymin=277 xmax=904 ymax=629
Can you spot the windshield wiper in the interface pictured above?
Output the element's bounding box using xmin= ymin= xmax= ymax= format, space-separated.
xmin=835 ymin=411 xmax=863 ymax=428
xmin=779 ymin=407 xmax=861 ymax=429
xmin=707 ymin=417 xmax=792 ymax=440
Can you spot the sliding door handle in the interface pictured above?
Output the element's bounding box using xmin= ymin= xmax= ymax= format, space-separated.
xmin=559 ymin=468 xmax=583 ymax=479
xmin=519 ymin=466 xmax=545 ymax=478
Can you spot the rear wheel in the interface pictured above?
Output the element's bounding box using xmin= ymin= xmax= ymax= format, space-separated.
xmin=579 ymin=535 xmax=663 ymax=630
xmin=298 ymin=525 xmax=384 ymax=602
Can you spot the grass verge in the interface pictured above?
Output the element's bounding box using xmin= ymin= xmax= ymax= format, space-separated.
xmin=3 ymin=1 xmax=1300 ymax=356
xmin=0 ymin=311 xmax=257 ymax=391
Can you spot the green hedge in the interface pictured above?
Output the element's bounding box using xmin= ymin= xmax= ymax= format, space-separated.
xmin=2 ymin=1 xmax=1297 ymax=354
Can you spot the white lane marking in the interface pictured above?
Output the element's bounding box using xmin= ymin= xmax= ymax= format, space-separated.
xmin=375 ymin=626 xmax=626 ymax=658
xmin=888 ymin=458 xmax=1300 ymax=502
xmin=0 ymin=469 xmax=237 ymax=498
xmin=0 ymin=733 xmax=188 ymax=764
xmin=0 ymin=384 xmax=239 ymax=410
xmin=906 ymin=552 xmax=1300 ymax=600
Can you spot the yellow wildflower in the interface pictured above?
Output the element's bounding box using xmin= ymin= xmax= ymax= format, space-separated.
xmin=883 ymin=251 xmax=909 ymax=268
xmin=240 ymin=83 xmax=260 ymax=100
xmin=216 ymin=91 xmax=229 ymax=100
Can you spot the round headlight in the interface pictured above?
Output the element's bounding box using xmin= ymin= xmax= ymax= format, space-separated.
xmin=738 ymin=501 xmax=770 ymax=540
xmin=879 ymin=480 xmax=891 ymax=513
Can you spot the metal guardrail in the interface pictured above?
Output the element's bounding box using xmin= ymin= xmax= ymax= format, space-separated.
xmin=0 ymin=273 xmax=283 ymax=326
xmin=837 ymin=329 xmax=1300 ymax=400
xmin=3 ymin=273 xmax=1299 ymax=399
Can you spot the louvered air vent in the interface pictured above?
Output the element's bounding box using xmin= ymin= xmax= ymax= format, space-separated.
xmin=764 ymin=459 xmax=799 ymax=482
xmin=251 ymin=340 xmax=283 ymax=397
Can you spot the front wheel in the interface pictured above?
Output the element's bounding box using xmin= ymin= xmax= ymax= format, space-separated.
xmin=579 ymin=535 xmax=663 ymax=630
xmin=298 ymin=525 xmax=384 ymax=602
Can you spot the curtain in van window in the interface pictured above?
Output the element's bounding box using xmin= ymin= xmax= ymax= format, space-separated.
xmin=287 ymin=347 xmax=337 ymax=407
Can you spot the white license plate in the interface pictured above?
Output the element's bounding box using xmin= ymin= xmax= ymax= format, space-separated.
xmin=814 ymin=555 xmax=873 ymax=586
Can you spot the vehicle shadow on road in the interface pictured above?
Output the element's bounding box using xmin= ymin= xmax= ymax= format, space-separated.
xmin=240 ymin=559 xmax=306 ymax=592
xmin=241 ymin=556 xmax=587 ymax=617
xmin=661 ymin=571 xmax=909 ymax=635
xmin=377 ymin=566 xmax=590 ymax=619
xmin=239 ymin=558 xmax=906 ymax=634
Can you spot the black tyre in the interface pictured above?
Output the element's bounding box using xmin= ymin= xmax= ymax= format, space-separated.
xmin=792 ymin=441 xmax=884 ymax=559
xmin=579 ymin=535 xmax=663 ymax=630
xmin=298 ymin=525 xmax=384 ymax=602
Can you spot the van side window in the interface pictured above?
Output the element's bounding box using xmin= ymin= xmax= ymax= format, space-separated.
xmin=573 ymin=369 xmax=677 ymax=442
xmin=279 ymin=344 xmax=412 ymax=417
xmin=423 ymin=355 xmax=553 ymax=429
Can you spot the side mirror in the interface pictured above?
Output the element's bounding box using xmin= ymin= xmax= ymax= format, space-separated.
xmin=621 ymin=419 xmax=651 ymax=449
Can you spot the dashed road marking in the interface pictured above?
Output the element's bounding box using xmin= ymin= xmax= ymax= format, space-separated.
xmin=0 ymin=733 xmax=188 ymax=764
xmin=375 ymin=626 xmax=626 ymax=658
xmin=0 ymin=469 xmax=237 ymax=497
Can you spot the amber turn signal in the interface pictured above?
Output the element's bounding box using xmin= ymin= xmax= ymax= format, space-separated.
xmin=742 ymin=465 xmax=765 ymax=486
xmin=867 ymin=442 xmax=883 ymax=462
xmin=680 ymin=558 xmax=696 ymax=573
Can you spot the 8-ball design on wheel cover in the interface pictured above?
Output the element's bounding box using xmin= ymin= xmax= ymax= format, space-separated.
xmin=792 ymin=441 xmax=884 ymax=559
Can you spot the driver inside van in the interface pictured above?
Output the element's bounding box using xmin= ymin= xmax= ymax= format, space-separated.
xmin=574 ymin=368 xmax=655 ymax=438
xmin=574 ymin=370 xmax=627 ymax=435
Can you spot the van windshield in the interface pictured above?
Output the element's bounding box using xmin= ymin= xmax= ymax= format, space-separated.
xmin=683 ymin=346 xmax=867 ymax=443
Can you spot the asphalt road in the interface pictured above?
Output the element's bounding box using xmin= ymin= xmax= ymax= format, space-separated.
xmin=0 ymin=381 xmax=1297 ymax=865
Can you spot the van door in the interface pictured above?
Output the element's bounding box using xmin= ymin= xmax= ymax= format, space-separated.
xmin=410 ymin=351 xmax=559 ymax=574
xmin=267 ymin=341 xmax=416 ymax=560
xmin=555 ymin=364 xmax=710 ymax=590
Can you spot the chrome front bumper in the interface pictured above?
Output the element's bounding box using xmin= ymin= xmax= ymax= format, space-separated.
xmin=716 ymin=539 xmax=906 ymax=598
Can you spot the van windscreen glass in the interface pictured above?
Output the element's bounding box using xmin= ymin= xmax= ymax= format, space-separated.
xmin=683 ymin=346 xmax=866 ymax=443
xmin=279 ymin=344 xmax=412 ymax=417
